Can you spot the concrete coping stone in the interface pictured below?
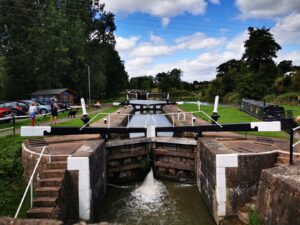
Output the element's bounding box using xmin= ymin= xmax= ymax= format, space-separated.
xmin=72 ymin=140 xmax=105 ymax=157
xmin=200 ymin=138 xmax=237 ymax=155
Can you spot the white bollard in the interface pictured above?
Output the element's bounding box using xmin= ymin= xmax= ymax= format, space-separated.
xmin=81 ymin=98 xmax=88 ymax=116
xmin=213 ymin=95 xmax=219 ymax=113
xmin=146 ymin=125 xmax=156 ymax=138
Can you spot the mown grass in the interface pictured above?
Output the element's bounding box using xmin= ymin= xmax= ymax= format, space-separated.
xmin=179 ymin=104 xmax=289 ymax=139
xmin=54 ymin=106 xmax=119 ymax=126
xmin=0 ymin=135 xmax=29 ymax=217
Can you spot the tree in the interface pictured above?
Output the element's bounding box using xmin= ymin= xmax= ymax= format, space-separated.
xmin=216 ymin=59 xmax=241 ymax=78
xmin=278 ymin=60 xmax=293 ymax=75
xmin=242 ymin=27 xmax=281 ymax=72
xmin=157 ymin=69 xmax=182 ymax=92
xmin=0 ymin=0 xmax=127 ymax=100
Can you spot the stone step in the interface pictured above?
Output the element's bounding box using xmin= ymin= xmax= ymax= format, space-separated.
xmin=32 ymin=197 xmax=57 ymax=207
xmin=46 ymin=161 xmax=67 ymax=170
xmin=49 ymin=155 xmax=69 ymax=162
xmin=39 ymin=177 xmax=64 ymax=187
xmin=35 ymin=186 xmax=60 ymax=197
xmin=27 ymin=207 xmax=57 ymax=219
xmin=238 ymin=210 xmax=249 ymax=225
xmin=41 ymin=169 xmax=66 ymax=179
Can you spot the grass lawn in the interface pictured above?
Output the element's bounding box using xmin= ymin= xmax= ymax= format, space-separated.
xmin=179 ymin=104 xmax=289 ymax=139
xmin=0 ymin=135 xmax=30 ymax=218
xmin=283 ymin=105 xmax=300 ymax=118
xmin=54 ymin=106 xmax=119 ymax=126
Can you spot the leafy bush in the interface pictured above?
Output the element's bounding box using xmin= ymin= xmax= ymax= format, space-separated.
xmin=222 ymin=92 xmax=240 ymax=104
xmin=276 ymin=92 xmax=299 ymax=104
xmin=263 ymin=94 xmax=277 ymax=103
xmin=248 ymin=209 xmax=262 ymax=225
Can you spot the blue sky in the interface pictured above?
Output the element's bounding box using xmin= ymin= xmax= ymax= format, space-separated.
xmin=101 ymin=0 xmax=300 ymax=82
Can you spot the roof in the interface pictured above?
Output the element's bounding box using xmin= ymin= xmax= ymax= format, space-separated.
xmin=31 ymin=88 xmax=76 ymax=96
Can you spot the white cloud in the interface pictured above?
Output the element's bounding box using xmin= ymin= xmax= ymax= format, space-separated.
xmin=131 ymin=43 xmax=176 ymax=58
xmin=127 ymin=57 xmax=153 ymax=66
xmin=117 ymin=30 xmax=251 ymax=81
xmin=235 ymin=0 xmax=300 ymax=19
xmin=102 ymin=0 xmax=208 ymax=25
xmin=277 ymin=50 xmax=300 ymax=66
xmin=272 ymin=13 xmax=300 ymax=45
xmin=115 ymin=36 xmax=140 ymax=52
xmin=175 ymin=32 xmax=226 ymax=50
xmin=225 ymin=31 xmax=248 ymax=56
xmin=150 ymin=33 xmax=165 ymax=44
xmin=209 ymin=0 xmax=220 ymax=4
xmin=161 ymin=17 xmax=171 ymax=27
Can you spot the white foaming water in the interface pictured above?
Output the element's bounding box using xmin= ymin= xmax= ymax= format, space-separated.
xmin=131 ymin=169 xmax=166 ymax=209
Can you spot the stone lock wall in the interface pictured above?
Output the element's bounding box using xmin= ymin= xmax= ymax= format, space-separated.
xmin=226 ymin=152 xmax=278 ymax=215
xmin=256 ymin=163 xmax=300 ymax=225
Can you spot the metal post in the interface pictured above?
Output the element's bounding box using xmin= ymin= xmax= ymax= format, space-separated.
xmin=172 ymin=113 xmax=174 ymax=127
xmin=12 ymin=115 xmax=16 ymax=135
xmin=88 ymin=65 xmax=91 ymax=105
xmin=30 ymin=182 xmax=33 ymax=207
xmin=290 ymin=128 xmax=294 ymax=165
xmin=108 ymin=113 xmax=110 ymax=128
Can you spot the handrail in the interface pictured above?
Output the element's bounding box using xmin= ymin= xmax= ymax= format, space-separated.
xmin=289 ymin=127 xmax=300 ymax=165
xmin=14 ymin=146 xmax=48 ymax=218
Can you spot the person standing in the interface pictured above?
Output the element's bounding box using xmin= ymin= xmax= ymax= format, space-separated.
xmin=50 ymin=99 xmax=59 ymax=125
xmin=28 ymin=102 xmax=38 ymax=126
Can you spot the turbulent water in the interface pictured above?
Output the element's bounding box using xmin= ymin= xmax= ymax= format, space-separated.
xmin=96 ymin=170 xmax=216 ymax=225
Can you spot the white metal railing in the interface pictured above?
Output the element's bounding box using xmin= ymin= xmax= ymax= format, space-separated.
xmin=79 ymin=109 xmax=222 ymax=130
xmin=292 ymin=126 xmax=300 ymax=148
xmin=14 ymin=146 xmax=48 ymax=218
xmin=15 ymin=144 xmax=71 ymax=218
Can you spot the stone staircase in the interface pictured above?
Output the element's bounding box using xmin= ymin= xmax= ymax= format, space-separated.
xmin=27 ymin=156 xmax=68 ymax=219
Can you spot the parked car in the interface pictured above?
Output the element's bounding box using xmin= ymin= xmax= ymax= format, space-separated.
xmin=31 ymin=97 xmax=70 ymax=110
xmin=20 ymin=100 xmax=51 ymax=115
xmin=0 ymin=107 xmax=13 ymax=122
xmin=0 ymin=102 xmax=28 ymax=116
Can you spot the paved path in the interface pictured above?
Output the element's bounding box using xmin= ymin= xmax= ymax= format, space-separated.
xmin=0 ymin=103 xmax=113 ymax=137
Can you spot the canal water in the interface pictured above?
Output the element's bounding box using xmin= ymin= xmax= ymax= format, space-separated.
xmin=95 ymin=100 xmax=216 ymax=224
xmin=127 ymin=100 xmax=173 ymax=138
xmin=96 ymin=170 xmax=216 ymax=225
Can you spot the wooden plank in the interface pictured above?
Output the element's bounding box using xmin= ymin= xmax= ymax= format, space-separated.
xmin=155 ymin=149 xmax=195 ymax=159
xmin=154 ymin=161 xmax=194 ymax=171
xmin=108 ymin=149 xmax=149 ymax=160
xmin=153 ymin=137 xmax=197 ymax=145
xmin=106 ymin=137 xmax=150 ymax=147
xmin=108 ymin=163 xmax=142 ymax=173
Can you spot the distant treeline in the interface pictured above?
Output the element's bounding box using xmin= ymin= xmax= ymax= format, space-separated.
xmin=129 ymin=27 xmax=300 ymax=103
xmin=0 ymin=0 xmax=128 ymax=100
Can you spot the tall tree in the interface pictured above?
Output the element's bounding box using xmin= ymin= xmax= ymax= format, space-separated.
xmin=0 ymin=0 xmax=127 ymax=100
xmin=242 ymin=27 xmax=281 ymax=72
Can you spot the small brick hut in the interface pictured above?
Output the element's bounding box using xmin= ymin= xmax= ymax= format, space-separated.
xmin=31 ymin=88 xmax=76 ymax=104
